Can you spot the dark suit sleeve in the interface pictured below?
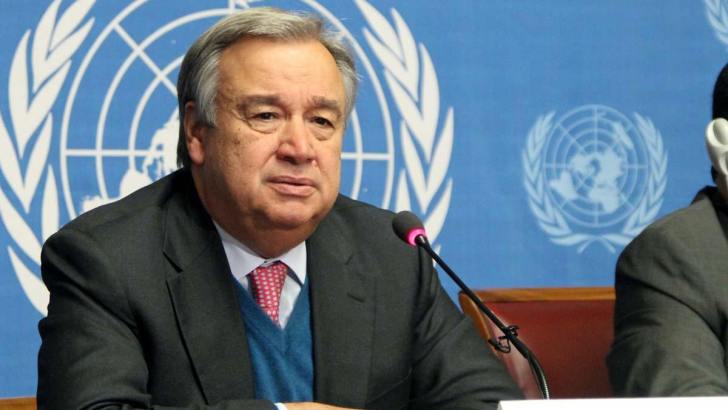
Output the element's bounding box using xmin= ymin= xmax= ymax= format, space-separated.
xmin=37 ymin=228 xmax=276 ymax=410
xmin=407 ymin=247 xmax=523 ymax=409
xmin=607 ymin=225 xmax=728 ymax=396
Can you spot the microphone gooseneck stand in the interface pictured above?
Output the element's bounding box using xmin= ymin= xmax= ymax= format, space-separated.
xmin=413 ymin=235 xmax=551 ymax=399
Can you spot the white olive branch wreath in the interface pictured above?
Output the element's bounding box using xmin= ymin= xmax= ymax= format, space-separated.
xmin=706 ymin=0 xmax=728 ymax=47
xmin=522 ymin=112 xmax=666 ymax=253
xmin=355 ymin=0 xmax=454 ymax=244
xmin=0 ymin=0 xmax=95 ymax=315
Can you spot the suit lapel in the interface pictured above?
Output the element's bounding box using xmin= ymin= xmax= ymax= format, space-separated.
xmin=162 ymin=175 xmax=255 ymax=403
xmin=308 ymin=208 xmax=376 ymax=407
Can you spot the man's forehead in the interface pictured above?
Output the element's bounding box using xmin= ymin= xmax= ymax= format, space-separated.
xmin=220 ymin=36 xmax=332 ymax=64
xmin=217 ymin=39 xmax=344 ymax=81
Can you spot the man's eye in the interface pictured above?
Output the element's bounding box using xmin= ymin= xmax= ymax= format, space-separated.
xmin=312 ymin=116 xmax=333 ymax=127
xmin=254 ymin=112 xmax=276 ymax=120
xmin=244 ymin=111 xmax=281 ymax=133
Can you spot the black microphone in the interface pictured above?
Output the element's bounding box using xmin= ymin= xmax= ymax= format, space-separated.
xmin=392 ymin=211 xmax=550 ymax=399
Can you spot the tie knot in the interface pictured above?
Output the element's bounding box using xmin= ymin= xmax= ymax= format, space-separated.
xmin=249 ymin=261 xmax=288 ymax=325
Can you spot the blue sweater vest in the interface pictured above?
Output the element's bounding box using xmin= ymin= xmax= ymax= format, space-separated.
xmin=236 ymin=280 xmax=314 ymax=403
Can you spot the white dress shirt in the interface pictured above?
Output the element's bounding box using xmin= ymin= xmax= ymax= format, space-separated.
xmin=214 ymin=222 xmax=307 ymax=328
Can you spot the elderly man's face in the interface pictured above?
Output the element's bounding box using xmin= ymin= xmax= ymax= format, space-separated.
xmin=187 ymin=38 xmax=346 ymax=245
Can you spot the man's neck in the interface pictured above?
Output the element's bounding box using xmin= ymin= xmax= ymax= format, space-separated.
xmin=718 ymin=178 xmax=728 ymax=205
xmin=225 ymin=224 xmax=313 ymax=259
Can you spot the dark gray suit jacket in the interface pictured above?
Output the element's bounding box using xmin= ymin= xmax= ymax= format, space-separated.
xmin=607 ymin=187 xmax=728 ymax=396
xmin=37 ymin=169 xmax=520 ymax=409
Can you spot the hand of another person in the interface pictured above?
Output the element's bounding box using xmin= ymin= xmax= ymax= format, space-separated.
xmin=284 ymin=403 xmax=361 ymax=410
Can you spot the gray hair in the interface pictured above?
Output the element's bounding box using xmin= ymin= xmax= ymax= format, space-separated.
xmin=176 ymin=7 xmax=358 ymax=168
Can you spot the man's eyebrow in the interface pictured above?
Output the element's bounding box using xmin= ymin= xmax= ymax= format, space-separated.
xmin=310 ymin=96 xmax=343 ymax=118
xmin=234 ymin=95 xmax=343 ymax=118
xmin=236 ymin=95 xmax=282 ymax=108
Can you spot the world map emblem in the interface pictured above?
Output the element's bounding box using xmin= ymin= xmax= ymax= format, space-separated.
xmin=0 ymin=0 xmax=454 ymax=314
xmin=522 ymin=105 xmax=667 ymax=253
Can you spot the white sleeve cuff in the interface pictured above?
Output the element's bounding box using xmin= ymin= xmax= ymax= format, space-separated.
xmin=274 ymin=403 xmax=288 ymax=410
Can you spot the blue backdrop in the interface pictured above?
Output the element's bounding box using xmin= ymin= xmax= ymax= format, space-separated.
xmin=0 ymin=0 xmax=724 ymax=396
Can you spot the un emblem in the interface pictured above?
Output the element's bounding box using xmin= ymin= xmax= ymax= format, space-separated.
xmin=523 ymin=105 xmax=667 ymax=252
xmin=61 ymin=1 xmax=398 ymax=218
xmin=0 ymin=0 xmax=454 ymax=314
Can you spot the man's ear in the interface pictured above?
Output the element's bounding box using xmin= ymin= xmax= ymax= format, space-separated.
xmin=184 ymin=101 xmax=207 ymax=166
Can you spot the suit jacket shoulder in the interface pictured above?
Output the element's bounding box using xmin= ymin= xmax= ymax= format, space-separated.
xmin=608 ymin=186 xmax=728 ymax=396
xmin=630 ymin=186 xmax=723 ymax=249
xmin=307 ymin=195 xmax=521 ymax=409
xmin=618 ymin=187 xmax=728 ymax=310
xmin=38 ymin=169 xmax=272 ymax=409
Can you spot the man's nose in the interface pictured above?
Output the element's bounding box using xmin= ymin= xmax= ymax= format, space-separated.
xmin=277 ymin=117 xmax=315 ymax=164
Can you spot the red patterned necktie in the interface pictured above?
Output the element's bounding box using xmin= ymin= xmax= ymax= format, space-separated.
xmin=249 ymin=261 xmax=288 ymax=325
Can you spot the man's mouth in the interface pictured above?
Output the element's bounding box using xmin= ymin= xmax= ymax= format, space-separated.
xmin=268 ymin=176 xmax=316 ymax=197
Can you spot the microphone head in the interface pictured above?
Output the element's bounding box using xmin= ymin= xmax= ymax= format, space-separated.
xmin=392 ymin=211 xmax=428 ymax=246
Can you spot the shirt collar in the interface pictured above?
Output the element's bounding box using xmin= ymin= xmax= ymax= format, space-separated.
xmin=213 ymin=221 xmax=307 ymax=287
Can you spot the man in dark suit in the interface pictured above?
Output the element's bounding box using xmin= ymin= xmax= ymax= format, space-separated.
xmin=37 ymin=7 xmax=520 ymax=409
xmin=607 ymin=63 xmax=728 ymax=396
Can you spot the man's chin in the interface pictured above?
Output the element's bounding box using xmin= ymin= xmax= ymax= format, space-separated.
xmin=254 ymin=196 xmax=336 ymax=232
xmin=264 ymin=208 xmax=321 ymax=231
